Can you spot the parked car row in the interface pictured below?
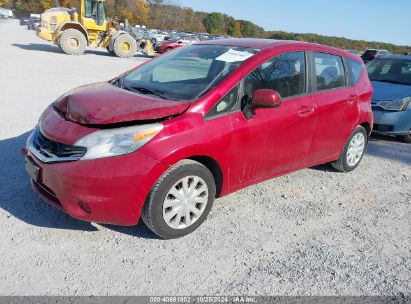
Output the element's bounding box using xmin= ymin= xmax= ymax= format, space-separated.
xmin=129 ymin=26 xmax=232 ymax=53
xmin=344 ymin=48 xmax=392 ymax=63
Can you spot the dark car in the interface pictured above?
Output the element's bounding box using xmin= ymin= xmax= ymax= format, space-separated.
xmin=367 ymin=55 xmax=411 ymax=142
xmin=27 ymin=18 xmax=40 ymax=30
xmin=20 ymin=17 xmax=30 ymax=25
xmin=361 ymin=49 xmax=391 ymax=64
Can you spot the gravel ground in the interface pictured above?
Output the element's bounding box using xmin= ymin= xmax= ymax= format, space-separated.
xmin=0 ymin=19 xmax=410 ymax=296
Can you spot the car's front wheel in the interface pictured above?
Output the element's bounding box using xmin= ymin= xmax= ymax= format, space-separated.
xmin=398 ymin=130 xmax=411 ymax=143
xmin=142 ymin=160 xmax=216 ymax=239
xmin=332 ymin=126 xmax=367 ymax=172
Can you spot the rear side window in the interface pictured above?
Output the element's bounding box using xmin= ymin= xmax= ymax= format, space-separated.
xmin=347 ymin=59 xmax=363 ymax=86
xmin=314 ymin=52 xmax=345 ymax=91
xmin=244 ymin=51 xmax=306 ymax=100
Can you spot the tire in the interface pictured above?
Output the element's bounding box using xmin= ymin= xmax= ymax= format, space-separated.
xmin=106 ymin=46 xmax=114 ymax=55
xmin=58 ymin=29 xmax=87 ymax=56
xmin=331 ymin=126 xmax=368 ymax=172
xmin=57 ymin=35 xmax=63 ymax=51
xmin=151 ymin=38 xmax=157 ymax=44
xmin=398 ymin=132 xmax=411 ymax=143
xmin=141 ymin=160 xmax=216 ymax=239
xmin=165 ymin=47 xmax=173 ymax=52
xmin=113 ymin=34 xmax=137 ymax=58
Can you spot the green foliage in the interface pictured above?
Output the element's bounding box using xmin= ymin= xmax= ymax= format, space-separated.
xmin=203 ymin=12 xmax=225 ymax=35
xmin=267 ymin=31 xmax=411 ymax=54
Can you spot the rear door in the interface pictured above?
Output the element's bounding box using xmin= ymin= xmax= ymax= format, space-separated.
xmin=307 ymin=52 xmax=359 ymax=164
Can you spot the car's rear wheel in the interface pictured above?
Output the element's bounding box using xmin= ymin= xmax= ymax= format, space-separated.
xmin=331 ymin=126 xmax=367 ymax=172
xmin=397 ymin=131 xmax=411 ymax=143
xmin=141 ymin=160 xmax=216 ymax=239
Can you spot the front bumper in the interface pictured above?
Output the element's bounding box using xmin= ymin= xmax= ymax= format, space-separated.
xmin=25 ymin=145 xmax=169 ymax=226
xmin=372 ymin=108 xmax=411 ymax=136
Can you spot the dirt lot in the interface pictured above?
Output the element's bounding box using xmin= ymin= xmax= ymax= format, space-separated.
xmin=0 ymin=19 xmax=410 ymax=296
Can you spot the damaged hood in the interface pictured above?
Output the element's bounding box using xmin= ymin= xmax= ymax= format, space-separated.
xmin=54 ymin=82 xmax=190 ymax=125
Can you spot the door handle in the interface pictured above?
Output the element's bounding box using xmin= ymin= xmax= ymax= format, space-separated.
xmin=298 ymin=105 xmax=315 ymax=117
xmin=347 ymin=94 xmax=358 ymax=105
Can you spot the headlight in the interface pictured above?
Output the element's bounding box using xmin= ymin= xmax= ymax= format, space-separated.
xmin=377 ymin=97 xmax=411 ymax=111
xmin=75 ymin=123 xmax=163 ymax=160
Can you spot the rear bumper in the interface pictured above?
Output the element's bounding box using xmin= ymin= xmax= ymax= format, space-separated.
xmin=372 ymin=109 xmax=411 ymax=135
xmin=27 ymin=150 xmax=169 ymax=226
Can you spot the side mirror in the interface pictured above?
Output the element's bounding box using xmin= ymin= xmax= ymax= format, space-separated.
xmin=244 ymin=89 xmax=281 ymax=120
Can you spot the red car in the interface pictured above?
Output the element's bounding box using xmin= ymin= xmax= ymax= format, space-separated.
xmin=155 ymin=35 xmax=200 ymax=53
xmin=24 ymin=39 xmax=373 ymax=239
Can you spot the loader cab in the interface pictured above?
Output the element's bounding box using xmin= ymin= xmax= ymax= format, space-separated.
xmin=81 ymin=0 xmax=107 ymax=31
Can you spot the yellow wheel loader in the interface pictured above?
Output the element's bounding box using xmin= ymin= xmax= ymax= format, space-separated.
xmin=36 ymin=0 xmax=154 ymax=58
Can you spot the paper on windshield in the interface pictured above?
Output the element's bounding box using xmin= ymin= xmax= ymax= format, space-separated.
xmin=216 ymin=49 xmax=254 ymax=63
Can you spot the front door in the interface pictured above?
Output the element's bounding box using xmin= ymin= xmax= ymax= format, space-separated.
xmin=229 ymin=51 xmax=316 ymax=192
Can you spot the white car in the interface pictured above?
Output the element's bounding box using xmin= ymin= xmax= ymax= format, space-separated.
xmin=144 ymin=30 xmax=169 ymax=44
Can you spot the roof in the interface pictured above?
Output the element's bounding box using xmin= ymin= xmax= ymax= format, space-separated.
xmin=376 ymin=55 xmax=411 ymax=60
xmin=198 ymin=38 xmax=288 ymax=49
xmin=196 ymin=38 xmax=361 ymax=61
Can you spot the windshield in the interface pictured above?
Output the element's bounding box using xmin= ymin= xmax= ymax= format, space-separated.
xmin=367 ymin=58 xmax=411 ymax=86
xmin=121 ymin=45 xmax=259 ymax=101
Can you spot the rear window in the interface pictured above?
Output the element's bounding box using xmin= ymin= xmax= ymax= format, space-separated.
xmin=314 ymin=52 xmax=345 ymax=91
xmin=347 ymin=59 xmax=363 ymax=86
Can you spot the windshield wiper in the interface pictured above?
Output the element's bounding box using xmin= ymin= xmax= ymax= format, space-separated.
xmin=124 ymin=85 xmax=168 ymax=99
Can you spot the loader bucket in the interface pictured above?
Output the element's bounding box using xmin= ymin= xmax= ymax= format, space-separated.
xmin=144 ymin=41 xmax=155 ymax=56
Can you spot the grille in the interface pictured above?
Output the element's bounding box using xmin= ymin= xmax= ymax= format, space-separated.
xmin=373 ymin=124 xmax=394 ymax=132
xmin=33 ymin=181 xmax=63 ymax=209
xmin=32 ymin=129 xmax=86 ymax=160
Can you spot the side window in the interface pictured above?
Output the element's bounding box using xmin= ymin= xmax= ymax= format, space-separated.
xmin=85 ymin=0 xmax=92 ymax=18
xmin=314 ymin=52 xmax=345 ymax=91
xmin=347 ymin=59 xmax=363 ymax=86
xmin=96 ymin=2 xmax=105 ymax=25
xmin=206 ymin=84 xmax=239 ymax=118
xmin=243 ymin=51 xmax=306 ymax=101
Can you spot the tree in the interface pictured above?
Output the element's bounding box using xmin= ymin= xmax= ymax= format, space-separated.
xmin=231 ymin=21 xmax=242 ymax=37
xmin=132 ymin=0 xmax=150 ymax=25
xmin=0 ymin=0 xmax=10 ymax=7
xmin=203 ymin=12 xmax=225 ymax=35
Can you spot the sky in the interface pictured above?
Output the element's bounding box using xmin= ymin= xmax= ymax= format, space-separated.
xmin=177 ymin=0 xmax=411 ymax=46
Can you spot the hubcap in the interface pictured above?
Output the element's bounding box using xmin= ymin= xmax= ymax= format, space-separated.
xmin=346 ymin=133 xmax=365 ymax=166
xmin=121 ymin=42 xmax=131 ymax=52
xmin=68 ymin=37 xmax=80 ymax=49
xmin=162 ymin=176 xmax=208 ymax=229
